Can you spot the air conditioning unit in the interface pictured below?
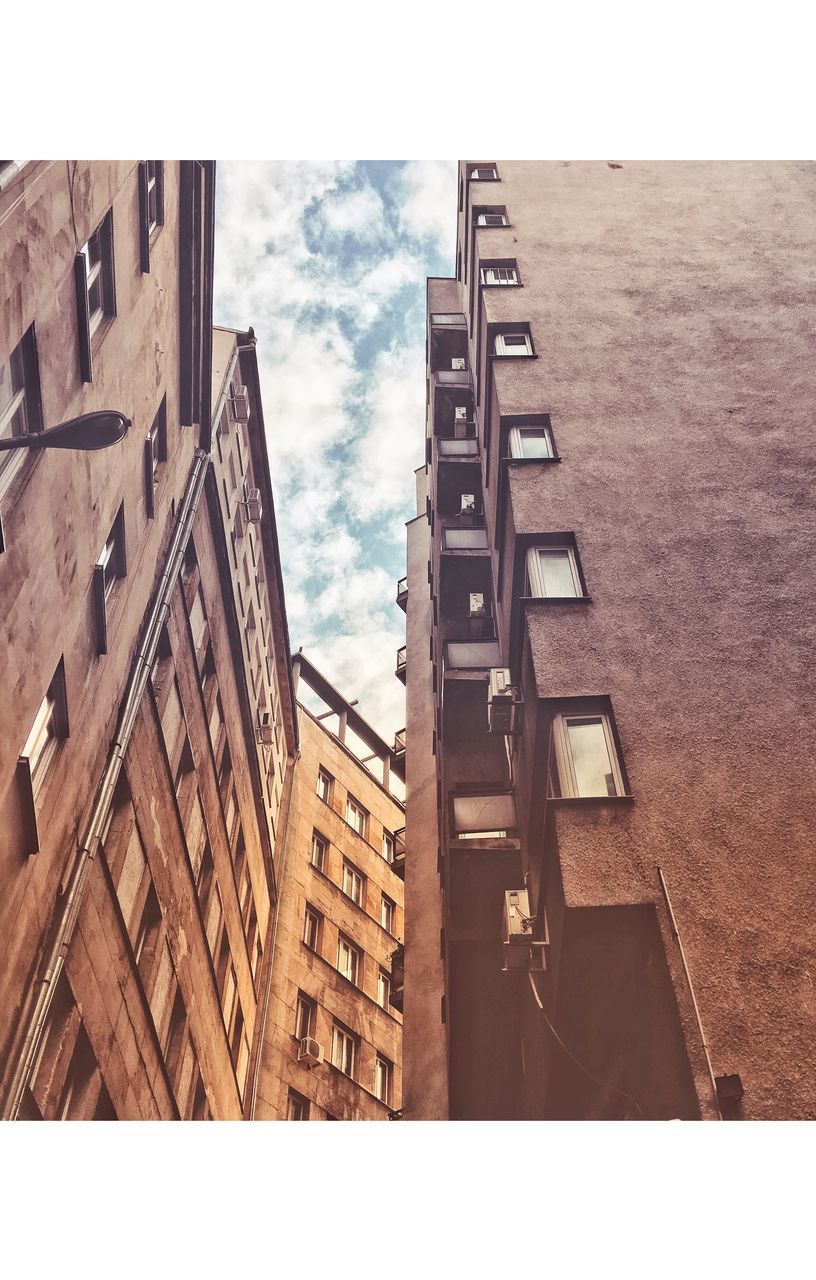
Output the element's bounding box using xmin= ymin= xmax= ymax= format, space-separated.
xmin=460 ymin=493 xmax=477 ymax=516
xmin=469 ymin=592 xmax=488 ymax=618
xmin=229 ymin=385 xmax=250 ymax=423
xmin=451 ymin=357 xmax=466 ymax=371
xmin=488 ymin=666 xmax=522 ymax=735
xmin=454 ymin=405 xmax=468 ymax=422
xmin=256 ymin=711 xmax=275 ymax=746
xmin=245 ymin=488 xmax=263 ymax=524
xmin=298 ymin=1037 xmax=324 ymax=1068
xmin=502 ymin=889 xmax=548 ymax=973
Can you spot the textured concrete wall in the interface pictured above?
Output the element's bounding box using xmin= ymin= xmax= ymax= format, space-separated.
xmin=473 ymin=161 xmax=816 ymax=1119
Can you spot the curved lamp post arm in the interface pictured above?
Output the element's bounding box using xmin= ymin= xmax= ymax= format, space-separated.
xmin=0 ymin=411 xmax=131 ymax=453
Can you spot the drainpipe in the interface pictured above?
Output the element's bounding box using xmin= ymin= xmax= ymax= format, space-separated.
xmin=3 ymin=445 xmax=210 ymax=1120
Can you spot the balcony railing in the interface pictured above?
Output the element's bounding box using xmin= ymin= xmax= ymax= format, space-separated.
xmin=392 ymin=827 xmax=405 ymax=879
xmin=394 ymin=728 xmax=406 ymax=755
xmin=396 ymin=576 xmax=408 ymax=611
xmin=395 ymin=645 xmax=406 ymax=684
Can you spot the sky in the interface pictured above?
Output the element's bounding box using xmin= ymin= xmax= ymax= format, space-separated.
xmin=213 ymin=161 xmax=456 ymax=741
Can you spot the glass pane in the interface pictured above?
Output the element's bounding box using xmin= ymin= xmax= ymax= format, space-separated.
xmin=537 ymin=550 xmax=577 ymax=597
xmin=519 ymin=428 xmax=552 ymax=459
xmin=566 ymin=719 xmax=618 ymax=796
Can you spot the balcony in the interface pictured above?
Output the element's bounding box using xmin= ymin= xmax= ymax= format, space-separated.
xmin=396 ymin=576 xmax=408 ymax=612
xmin=450 ymin=790 xmax=519 ymax=850
xmin=392 ymin=827 xmax=405 ymax=879
xmin=444 ymin=639 xmax=503 ymax=673
xmin=438 ymin=437 xmax=479 ymax=459
xmin=395 ymin=645 xmax=406 ymax=684
xmin=432 ymin=367 xmax=471 ymax=389
xmin=442 ymin=526 xmax=489 ymax=552
xmin=389 ymin=943 xmax=405 ymax=1012
xmin=394 ymin=727 xmax=406 ymax=756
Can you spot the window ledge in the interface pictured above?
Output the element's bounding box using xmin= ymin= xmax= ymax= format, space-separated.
xmin=505 ymin=455 xmax=561 ymax=465
xmin=548 ymin=795 xmax=635 ymax=807
xmin=490 ymin=353 xmax=539 ymax=361
xmin=90 ymin=313 xmax=115 ymax=355
xmin=481 ymin=282 xmax=523 ymax=288
xmin=520 ymin=595 xmax=592 ymax=605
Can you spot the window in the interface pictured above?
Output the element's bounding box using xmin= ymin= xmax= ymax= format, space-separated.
xmin=494 ymin=332 xmax=532 ymax=356
xmin=345 ymin=795 xmax=368 ymax=838
xmin=310 ymin=830 xmax=327 ymax=872
xmin=316 ymin=767 xmax=333 ymax=803
xmin=295 ymin=992 xmax=316 ymax=1040
xmin=337 ymin=935 xmax=360 ymax=985
xmin=552 ymin=713 xmax=626 ymax=799
xmin=470 ymin=165 xmax=498 ymax=180
xmin=19 ymin=660 xmax=68 ymax=801
xmin=380 ymin=894 xmax=395 ymax=934
xmin=75 ymin=209 xmax=115 ymax=379
xmin=341 ymin=860 xmax=365 ymax=907
xmin=374 ymin=1056 xmax=392 ymax=1106
xmin=0 ymin=327 xmax=42 ymax=502
xmin=525 ymin=545 xmax=583 ymax=598
xmin=331 ymin=1023 xmax=356 ymax=1078
xmin=377 ymin=970 xmax=391 ymax=1010
xmin=144 ymin=397 xmax=167 ymax=517
xmin=450 ymin=356 xmax=467 ymax=371
xmin=94 ymin=505 xmax=126 ymax=654
xmin=481 ymin=264 xmax=518 ymax=285
xmin=509 ymin=425 xmax=554 ymax=459
xmin=287 ymin=1090 xmax=310 ymax=1120
xmin=138 ymin=162 xmax=165 ymax=272
xmin=382 ymin=830 xmax=395 ymax=864
xmin=475 ymin=210 xmax=508 ymax=227
xmin=303 ymin=905 xmax=322 ymax=951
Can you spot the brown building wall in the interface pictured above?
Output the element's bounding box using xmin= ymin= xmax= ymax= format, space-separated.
xmin=255 ymin=687 xmax=404 ymax=1120
xmin=406 ymin=160 xmax=816 ymax=1120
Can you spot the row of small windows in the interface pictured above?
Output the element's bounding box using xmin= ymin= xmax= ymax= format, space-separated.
xmin=293 ymin=992 xmax=393 ymax=1109
xmin=302 ymin=904 xmax=394 ymax=1010
xmin=316 ymin=765 xmax=398 ymax=863
xmin=310 ymin=828 xmax=397 ymax=931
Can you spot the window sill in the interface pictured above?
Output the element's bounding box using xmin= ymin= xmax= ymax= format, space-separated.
xmin=481 ymin=282 xmax=523 ymax=288
xmin=520 ymin=594 xmax=592 ymax=605
xmin=490 ymin=353 xmax=539 ymax=361
xmin=90 ymin=313 xmax=115 ymax=355
xmin=548 ymin=794 xmax=634 ymax=807
xmin=505 ymin=455 xmax=561 ymax=465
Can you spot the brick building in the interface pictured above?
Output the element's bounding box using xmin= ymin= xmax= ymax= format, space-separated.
xmin=0 ymin=162 xmax=297 ymax=1119
xmin=401 ymin=160 xmax=816 ymax=1121
xmin=253 ymin=653 xmax=405 ymax=1120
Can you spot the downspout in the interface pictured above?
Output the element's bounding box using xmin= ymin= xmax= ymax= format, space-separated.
xmin=3 ymin=445 xmax=211 ymax=1119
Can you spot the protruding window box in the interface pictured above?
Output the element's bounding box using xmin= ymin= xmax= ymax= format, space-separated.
xmin=444 ymin=640 xmax=502 ymax=673
xmin=393 ymin=728 xmax=406 ymax=757
xmin=396 ymin=576 xmax=408 ymax=611
xmin=395 ymin=645 xmax=407 ymax=684
xmin=450 ymin=790 xmax=519 ymax=849
xmin=438 ymin=438 xmax=479 ymax=459
xmin=389 ymin=943 xmax=405 ymax=1012
xmin=392 ymin=827 xmax=406 ymax=880
xmin=433 ymin=368 xmax=471 ymax=388
xmin=430 ymin=313 xmax=467 ymax=328
xmin=442 ymin=527 xmax=489 ymax=553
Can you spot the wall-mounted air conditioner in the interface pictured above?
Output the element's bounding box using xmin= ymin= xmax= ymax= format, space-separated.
xmin=298 ymin=1037 xmax=324 ymax=1068
xmin=488 ymin=666 xmax=522 ymax=735
xmin=229 ymin=384 xmax=250 ymax=423
xmin=451 ymin=357 xmax=466 ymax=371
xmin=469 ymin=592 xmax=488 ymax=618
xmin=245 ymin=488 xmax=263 ymax=524
xmin=460 ymin=493 xmax=478 ymax=516
xmin=502 ymin=889 xmax=548 ymax=973
xmin=256 ymin=711 xmax=275 ymax=746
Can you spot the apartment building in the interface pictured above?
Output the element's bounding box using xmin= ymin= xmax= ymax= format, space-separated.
xmin=253 ymin=653 xmax=405 ymax=1120
xmin=401 ymin=160 xmax=816 ymax=1121
xmin=0 ymin=161 xmax=297 ymax=1119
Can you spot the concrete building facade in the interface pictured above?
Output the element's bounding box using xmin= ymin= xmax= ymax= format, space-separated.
xmin=254 ymin=653 xmax=405 ymax=1120
xmin=0 ymin=161 xmax=298 ymax=1119
xmin=401 ymin=160 xmax=816 ymax=1121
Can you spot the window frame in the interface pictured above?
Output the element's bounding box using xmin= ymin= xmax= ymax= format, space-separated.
xmin=377 ymin=969 xmax=391 ymax=1010
xmin=525 ymin=544 xmax=584 ymax=599
xmin=316 ymin=766 xmax=334 ymax=804
xmin=508 ymin=424 xmax=555 ymax=460
xmin=480 ymin=263 xmax=519 ymax=286
xmin=295 ymin=991 xmax=316 ymax=1041
xmin=345 ymin=794 xmax=368 ymax=839
xmin=380 ymin=893 xmax=395 ymax=934
xmin=93 ymin=504 xmax=127 ymax=655
xmin=75 ymin=209 xmax=116 ymax=381
xmin=381 ymin=830 xmax=395 ymax=864
xmin=0 ymin=326 xmax=43 ymax=507
xmin=303 ymin=904 xmax=322 ymax=952
xmin=287 ymin=1089 xmax=310 ymax=1120
xmin=19 ymin=659 xmax=69 ymax=811
xmin=474 ymin=209 xmax=509 ymax=227
xmin=341 ymin=859 xmax=365 ymax=907
xmin=330 ymin=1023 xmax=357 ymax=1078
xmin=310 ymin=830 xmax=327 ymax=872
xmin=336 ymin=933 xmax=361 ymax=985
xmin=138 ymin=162 xmax=165 ymax=272
xmin=144 ymin=396 xmax=168 ymax=518
xmin=552 ymin=712 xmax=626 ymax=799
xmin=494 ymin=331 xmax=533 ymax=357
xmin=374 ymin=1055 xmax=392 ymax=1106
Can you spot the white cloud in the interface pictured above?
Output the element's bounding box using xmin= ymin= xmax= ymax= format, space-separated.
xmin=344 ymin=344 xmax=426 ymax=520
xmin=320 ymin=185 xmax=386 ymax=242
xmin=394 ymin=160 xmax=458 ymax=253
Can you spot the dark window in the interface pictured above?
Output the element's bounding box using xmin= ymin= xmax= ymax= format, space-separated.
xmin=75 ymin=209 xmax=115 ymax=381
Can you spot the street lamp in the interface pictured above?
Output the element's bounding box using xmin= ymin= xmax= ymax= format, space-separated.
xmin=0 ymin=411 xmax=131 ymax=453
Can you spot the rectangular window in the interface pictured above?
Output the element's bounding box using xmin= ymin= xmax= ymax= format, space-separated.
xmin=382 ymin=830 xmax=395 ymax=864
xmin=19 ymin=660 xmax=68 ymax=801
xmin=0 ymin=327 xmax=42 ymax=502
xmin=94 ymin=506 xmax=126 ymax=655
xmin=377 ymin=970 xmax=391 ymax=1009
xmin=374 ymin=1056 xmax=392 ymax=1106
xmin=295 ymin=992 xmax=316 ymax=1040
xmin=509 ymin=425 xmax=554 ymax=459
xmin=450 ymin=356 xmax=467 ymax=371
xmin=553 ymin=713 xmax=625 ymax=798
xmin=494 ymin=332 xmax=532 ymax=356
xmin=471 ymin=166 xmax=498 ymax=180
xmin=144 ymin=397 xmax=168 ymax=517
xmin=310 ymin=830 xmax=327 ymax=871
xmin=380 ymin=894 xmax=395 ymax=934
xmin=287 ymin=1090 xmax=310 ymax=1120
xmin=316 ymin=767 xmax=333 ymax=804
xmin=138 ymin=162 xmax=165 ymax=271
xmin=345 ymin=795 xmax=368 ymax=838
xmin=481 ymin=265 xmax=518 ymax=285
xmin=341 ymin=860 xmax=365 ymax=907
xmin=331 ymin=1024 xmax=356 ymax=1078
xmin=303 ymin=905 xmax=322 ymax=951
xmin=525 ymin=545 xmax=583 ymax=598
xmin=75 ymin=209 xmax=115 ymax=379
xmin=337 ymin=935 xmax=360 ymax=985
xmin=476 ymin=211 xmax=508 ymax=227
